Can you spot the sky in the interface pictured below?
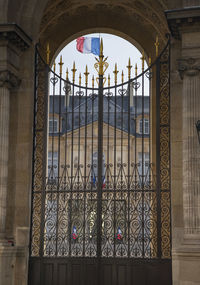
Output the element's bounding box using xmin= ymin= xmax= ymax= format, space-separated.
xmin=50 ymin=33 xmax=149 ymax=93
xmin=54 ymin=33 xmax=149 ymax=85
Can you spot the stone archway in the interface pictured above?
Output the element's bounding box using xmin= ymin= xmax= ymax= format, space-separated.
xmin=38 ymin=0 xmax=169 ymax=62
xmin=27 ymin=2 xmax=172 ymax=285
xmin=1 ymin=1 xmax=192 ymax=285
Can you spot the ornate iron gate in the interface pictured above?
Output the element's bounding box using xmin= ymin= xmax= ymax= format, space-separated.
xmin=29 ymin=38 xmax=171 ymax=285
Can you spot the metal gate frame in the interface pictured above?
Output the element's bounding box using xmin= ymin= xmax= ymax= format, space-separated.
xmin=29 ymin=37 xmax=171 ymax=285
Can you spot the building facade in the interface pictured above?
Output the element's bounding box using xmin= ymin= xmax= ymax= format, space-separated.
xmin=48 ymin=95 xmax=150 ymax=182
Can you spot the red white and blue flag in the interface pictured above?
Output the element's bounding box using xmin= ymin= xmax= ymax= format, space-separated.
xmin=117 ymin=227 xmax=122 ymax=241
xmin=102 ymin=176 xmax=106 ymax=189
xmin=76 ymin=37 xmax=100 ymax=56
xmin=91 ymin=174 xmax=106 ymax=188
xmin=72 ymin=226 xmax=78 ymax=240
xmin=92 ymin=172 xmax=96 ymax=186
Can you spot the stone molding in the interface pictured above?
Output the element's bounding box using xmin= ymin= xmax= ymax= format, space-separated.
xmin=0 ymin=246 xmax=26 ymax=257
xmin=183 ymin=0 xmax=200 ymax=7
xmin=0 ymin=71 xmax=21 ymax=89
xmin=40 ymin=0 xmax=168 ymax=41
xmin=177 ymin=58 xmax=200 ymax=79
xmin=0 ymin=23 xmax=32 ymax=52
xmin=165 ymin=7 xmax=200 ymax=40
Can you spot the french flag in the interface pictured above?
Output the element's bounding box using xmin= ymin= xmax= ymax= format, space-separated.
xmin=102 ymin=176 xmax=106 ymax=189
xmin=92 ymin=172 xmax=96 ymax=186
xmin=76 ymin=37 xmax=100 ymax=56
xmin=117 ymin=227 xmax=122 ymax=240
xmin=72 ymin=226 xmax=78 ymax=240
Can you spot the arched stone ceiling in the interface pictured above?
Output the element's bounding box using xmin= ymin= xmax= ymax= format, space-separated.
xmin=40 ymin=0 xmax=169 ymax=38
xmin=3 ymin=0 xmax=182 ymax=40
xmin=39 ymin=0 xmax=170 ymax=61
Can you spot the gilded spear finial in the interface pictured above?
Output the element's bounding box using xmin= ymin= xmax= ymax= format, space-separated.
xmin=46 ymin=43 xmax=50 ymax=65
xmin=94 ymin=38 xmax=109 ymax=79
xmin=99 ymin=38 xmax=104 ymax=76
xmin=66 ymin=68 xmax=69 ymax=80
xmin=58 ymin=55 xmax=64 ymax=77
xmin=135 ymin=63 xmax=138 ymax=76
xmin=127 ymin=58 xmax=132 ymax=80
xmin=92 ymin=75 xmax=94 ymax=88
xmin=108 ymin=74 xmax=110 ymax=87
xmin=100 ymin=38 xmax=103 ymax=57
xmin=79 ymin=73 xmax=82 ymax=85
xmin=155 ymin=35 xmax=159 ymax=57
xmin=113 ymin=63 xmax=119 ymax=84
xmin=149 ymin=55 xmax=152 ymax=66
xmin=71 ymin=61 xmax=77 ymax=83
xmin=141 ymin=51 xmax=145 ymax=72
xmin=84 ymin=65 xmax=89 ymax=86
xmin=121 ymin=70 xmax=124 ymax=83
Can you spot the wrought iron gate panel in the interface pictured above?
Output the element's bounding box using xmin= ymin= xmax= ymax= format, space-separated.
xmin=159 ymin=44 xmax=171 ymax=258
xmin=29 ymin=40 xmax=171 ymax=285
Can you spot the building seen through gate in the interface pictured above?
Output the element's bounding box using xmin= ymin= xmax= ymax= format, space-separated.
xmin=48 ymin=94 xmax=150 ymax=184
xmin=47 ymin=94 xmax=151 ymax=256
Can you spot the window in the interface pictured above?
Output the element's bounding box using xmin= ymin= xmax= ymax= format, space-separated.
xmin=138 ymin=152 xmax=150 ymax=179
xmin=49 ymin=118 xmax=58 ymax=133
xmin=48 ymin=151 xmax=58 ymax=182
xmin=91 ymin=152 xmax=105 ymax=181
xmin=139 ymin=118 xmax=149 ymax=134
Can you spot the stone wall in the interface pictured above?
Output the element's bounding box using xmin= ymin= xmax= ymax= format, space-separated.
xmin=167 ymin=7 xmax=200 ymax=285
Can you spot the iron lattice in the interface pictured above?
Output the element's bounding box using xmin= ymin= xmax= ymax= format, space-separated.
xmin=30 ymin=42 xmax=171 ymax=262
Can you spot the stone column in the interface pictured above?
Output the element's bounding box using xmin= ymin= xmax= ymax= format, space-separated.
xmin=0 ymin=86 xmax=10 ymax=243
xmin=0 ymin=24 xmax=31 ymax=285
xmin=166 ymin=7 xmax=200 ymax=285
xmin=0 ymin=71 xmax=20 ymax=244
xmin=178 ymin=58 xmax=200 ymax=240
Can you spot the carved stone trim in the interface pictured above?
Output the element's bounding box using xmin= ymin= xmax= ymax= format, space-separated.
xmin=0 ymin=71 xmax=21 ymax=89
xmin=40 ymin=1 xmax=168 ymax=42
xmin=178 ymin=58 xmax=200 ymax=79
xmin=165 ymin=7 xmax=200 ymax=40
xmin=0 ymin=24 xmax=32 ymax=52
xmin=183 ymin=0 xmax=200 ymax=7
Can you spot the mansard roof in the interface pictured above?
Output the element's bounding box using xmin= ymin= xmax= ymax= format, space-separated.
xmin=49 ymin=95 xmax=149 ymax=136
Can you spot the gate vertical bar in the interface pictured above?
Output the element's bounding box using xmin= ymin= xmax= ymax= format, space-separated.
xmin=97 ymin=39 xmax=104 ymax=283
xmin=29 ymin=44 xmax=38 ymax=258
xmin=83 ymin=68 xmax=89 ymax=256
xmin=156 ymin=58 xmax=162 ymax=258
xmin=69 ymin=63 xmax=76 ymax=256
xmin=141 ymin=55 xmax=145 ymax=258
xmin=127 ymin=79 xmax=131 ymax=258
xmin=55 ymin=57 xmax=63 ymax=256
xmin=113 ymin=64 xmax=118 ymax=257
xmin=39 ymin=60 xmax=49 ymax=259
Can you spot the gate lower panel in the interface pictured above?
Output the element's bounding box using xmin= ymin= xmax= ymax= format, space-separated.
xmin=29 ymin=257 xmax=172 ymax=285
